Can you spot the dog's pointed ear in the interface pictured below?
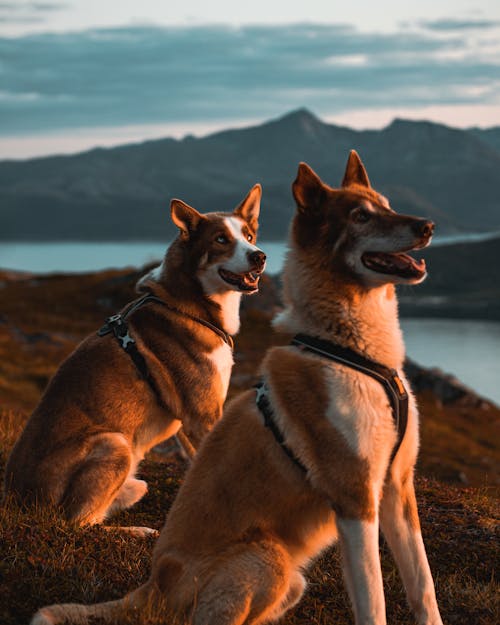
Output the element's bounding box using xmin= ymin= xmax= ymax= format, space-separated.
xmin=234 ymin=183 xmax=261 ymax=231
xmin=293 ymin=162 xmax=326 ymax=213
xmin=341 ymin=150 xmax=371 ymax=188
xmin=170 ymin=199 xmax=206 ymax=239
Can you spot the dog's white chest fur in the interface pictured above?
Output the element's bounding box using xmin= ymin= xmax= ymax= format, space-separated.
xmin=209 ymin=342 xmax=234 ymax=397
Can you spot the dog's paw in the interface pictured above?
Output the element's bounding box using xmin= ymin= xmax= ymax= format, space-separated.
xmin=123 ymin=525 xmax=159 ymax=538
xmin=31 ymin=608 xmax=56 ymax=625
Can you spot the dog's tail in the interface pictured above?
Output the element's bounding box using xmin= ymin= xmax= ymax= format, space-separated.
xmin=30 ymin=586 xmax=148 ymax=625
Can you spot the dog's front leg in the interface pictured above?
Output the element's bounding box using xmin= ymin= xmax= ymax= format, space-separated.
xmin=379 ymin=474 xmax=443 ymax=625
xmin=337 ymin=516 xmax=386 ymax=625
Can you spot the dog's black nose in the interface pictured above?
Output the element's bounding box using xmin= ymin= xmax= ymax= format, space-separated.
xmin=413 ymin=219 xmax=435 ymax=238
xmin=248 ymin=250 xmax=266 ymax=269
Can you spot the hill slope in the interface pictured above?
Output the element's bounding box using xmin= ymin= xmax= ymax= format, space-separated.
xmin=2 ymin=109 xmax=500 ymax=240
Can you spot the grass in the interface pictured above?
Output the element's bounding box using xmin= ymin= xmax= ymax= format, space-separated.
xmin=0 ymin=268 xmax=499 ymax=623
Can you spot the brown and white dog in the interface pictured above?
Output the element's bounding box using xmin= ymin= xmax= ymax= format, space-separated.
xmin=5 ymin=185 xmax=265 ymax=536
xmin=31 ymin=153 xmax=443 ymax=625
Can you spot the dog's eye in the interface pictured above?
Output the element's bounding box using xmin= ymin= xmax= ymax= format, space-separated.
xmin=216 ymin=234 xmax=229 ymax=244
xmin=246 ymin=234 xmax=253 ymax=242
xmin=353 ymin=208 xmax=371 ymax=223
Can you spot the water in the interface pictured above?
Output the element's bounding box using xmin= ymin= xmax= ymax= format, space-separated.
xmin=0 ymin=234 xmax=493 ymax=276
xmin=0 ymin=241 xmax=288 ymax=276
xmin=1 ymin=241 xmax=499 ymax=404
xmin=401 ymin=319 xmax=500 ymax=404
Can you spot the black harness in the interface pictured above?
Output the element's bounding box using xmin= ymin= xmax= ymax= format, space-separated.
xmin=98 ymin=294 xmax=163 ymax=383
xmin=97 ymin=293 xmax=234 ymax=392
xmin=255 ymin=333 xmax=409 ymax=475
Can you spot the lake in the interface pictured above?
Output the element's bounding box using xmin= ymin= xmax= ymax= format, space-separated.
xmin=0 ymin=241 xmax=289 ymax=276
xmin=1 ymin=241 xmax=499 ymax=405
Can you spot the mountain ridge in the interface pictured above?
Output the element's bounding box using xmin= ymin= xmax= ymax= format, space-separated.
xmin=2 ymin=109 xmax=500 ymax=240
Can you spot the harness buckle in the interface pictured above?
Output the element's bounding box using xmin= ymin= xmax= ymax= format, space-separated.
xmin=392 ymin=373 xmax=407 ymax=398
xmin=106 ymin=313 xmax=123 ymax=325
xmin=119 ymin=331 xmax=136 ymax=349
xmin=254 ymin=381 xmax=268 ymax=405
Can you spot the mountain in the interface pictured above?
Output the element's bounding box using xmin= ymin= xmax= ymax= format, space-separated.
xmin=1 ymin=109 xmax=500 ymax=241
xmin=399 ymin=233 xmax=500 ymax=319
xmin=468 ymin=126 xmax=500 ymax=153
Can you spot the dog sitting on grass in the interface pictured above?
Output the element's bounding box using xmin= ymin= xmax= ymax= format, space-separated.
xmin=5 ymin=185 xmax=265 ymax=536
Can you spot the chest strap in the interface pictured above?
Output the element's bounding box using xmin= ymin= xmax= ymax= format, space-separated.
xmin=97 ymin=294 xmax=165 ymax=383
xmin=255 ymin=334 xmax=408 ymax=475
xmin=97 ymin=294 xmax=234 ymax=386
xmin=255 ymin=381 xmax=308 ymax=474
xmin=291 ymin=334 xmax=408 ymax=463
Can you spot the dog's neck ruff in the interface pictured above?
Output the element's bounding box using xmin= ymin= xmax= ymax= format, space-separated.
xmin=255 ymin=334 xmax=409 ymax=481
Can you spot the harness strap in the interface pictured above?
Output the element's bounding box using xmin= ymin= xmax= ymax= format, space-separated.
xmin=291 ymin=333 xmax=408 ymax=462
xmin=97 ymin=294 xmax=164 ymax=384
xmin=98 ymin=294 xmax=233 ymax=348
xmin=254 ymin=335 xmax=409 ymax=479
xmin=255 ymin=382 xmax=308 ymax=474
xmin=97 ymin=293 xmax=234 ymax=386
xmin=170 ymin=307 xmax=234 ymax=350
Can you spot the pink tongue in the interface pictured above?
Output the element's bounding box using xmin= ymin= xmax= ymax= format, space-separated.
xmin=392 ymin=254 xmax=411 ymax=269
xmin=374 ymin=253 xmax=422 ymax=270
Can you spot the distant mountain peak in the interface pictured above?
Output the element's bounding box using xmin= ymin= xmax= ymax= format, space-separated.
xmin=273 ymin=107 xmax=323 ymax=128
xmin=280 ymin=107 xmax=319 ymax=122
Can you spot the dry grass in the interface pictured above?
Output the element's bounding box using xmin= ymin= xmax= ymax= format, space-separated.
xmin=0 ymin=405 xmax=498 ymax=625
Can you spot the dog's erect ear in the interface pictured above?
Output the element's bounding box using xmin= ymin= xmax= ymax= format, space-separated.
xmin=341 ymin=150 xmax=371 ymax=188
xmin=293 ymin=162 xmax=326 ymax=213
xmin=171 ymin=199 xmax=206 ymax=239
xmin=234 ymin=184 xmax=261 ymax=231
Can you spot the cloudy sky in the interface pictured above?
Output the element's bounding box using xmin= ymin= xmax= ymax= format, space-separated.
xmin=1 ymin=0 xmax=499 ymax=158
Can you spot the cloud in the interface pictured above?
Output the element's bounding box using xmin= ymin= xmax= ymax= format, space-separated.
xmin=0 ymin=1 xmax=67 ymax=10
xmin=0 ymin=1 xmax=67 ymax=25
xmin=0 ymin=23 xmax=498 ymax=135
xmin=418 ymin=18 xmax=500 ymax=31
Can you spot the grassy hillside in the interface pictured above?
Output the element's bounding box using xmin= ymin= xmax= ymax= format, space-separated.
xmin=0 ymin=268 xmax=498 ymax=624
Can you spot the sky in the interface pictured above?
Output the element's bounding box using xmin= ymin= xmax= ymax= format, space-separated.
xmin=0 ymin=0 xmax=499 ymax=158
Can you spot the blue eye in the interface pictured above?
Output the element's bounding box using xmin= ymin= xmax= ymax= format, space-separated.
xmin=216 ymin=235 xmax=229 ymax=244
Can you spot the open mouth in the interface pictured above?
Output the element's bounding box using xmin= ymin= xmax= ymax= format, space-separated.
xmin=361 ymin=250 xmax=426 ymax=281
xmin=218 ymin=268 xmax=262 ymax=292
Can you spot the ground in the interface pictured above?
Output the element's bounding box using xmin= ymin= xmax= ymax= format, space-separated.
xmin=0 ymin=268 xmax=498 ymax=624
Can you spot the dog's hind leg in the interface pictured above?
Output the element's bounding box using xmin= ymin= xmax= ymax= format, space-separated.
xmin=266 ymin=570 xmax=306 ymax=621
xmin=337 ymin=516 xmax=387 ymax=625
xmin=109 ymin=477 xmax=148 ymax=512
xmin=31 ymin=584 xmax=151 ymax=625
xmin=380 ymin=471 xmax=443 ymax=625
xmin=53 ymin=434 xmax=138 ymax=533
xmin=61 ymin=432 xmax=132 ymax=526
xmin=192 ymin=541 xmax=293 ymax=625
xmin=62 ymin=432 xmax=157 ymax=536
